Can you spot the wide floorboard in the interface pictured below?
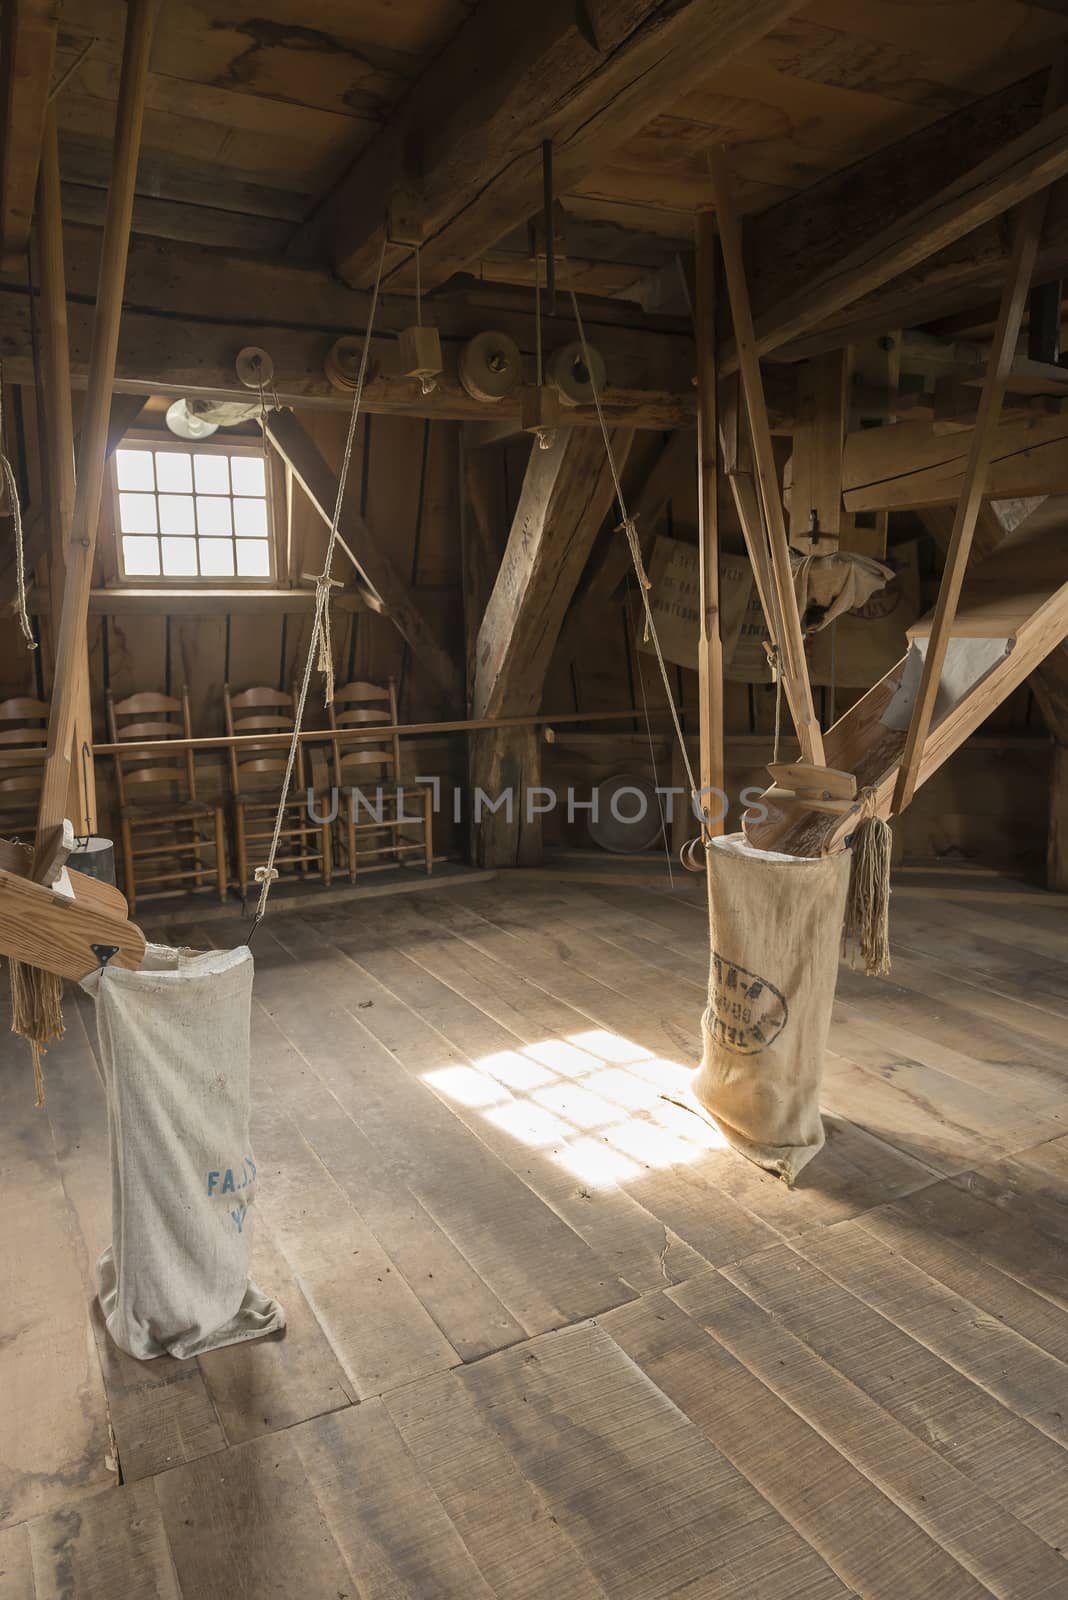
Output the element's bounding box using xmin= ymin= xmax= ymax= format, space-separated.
xmin=2 ymin=865 xmax=1066 ymax=1597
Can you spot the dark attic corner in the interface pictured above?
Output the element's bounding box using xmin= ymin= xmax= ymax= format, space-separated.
xmin=0 ymin=0 xmax=1066 ymax=1592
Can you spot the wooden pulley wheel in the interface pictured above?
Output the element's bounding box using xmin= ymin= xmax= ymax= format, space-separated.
xmin=458 ymin=330 xmax=522 ymax=403
xmin=235 ymin=346 xmax=275 ymax=390
xmin=549 ymin=339 xmax=606 ymax=406
xmin=680 ymin=835 xmax=708 ymax=873
xmin=324 ymin=336 xmax=363 ymax=392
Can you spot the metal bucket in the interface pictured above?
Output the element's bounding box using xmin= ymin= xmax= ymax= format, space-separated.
xmin=69 ymin=836 xmax=117 ymax=886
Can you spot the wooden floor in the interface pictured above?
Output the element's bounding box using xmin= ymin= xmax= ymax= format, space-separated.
xmin=2 ymin=864 xmax=1068 ymax=1598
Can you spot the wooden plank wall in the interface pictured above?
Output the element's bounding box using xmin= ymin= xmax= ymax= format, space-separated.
xmin=0 ymin=391 xmax=464 ymax=848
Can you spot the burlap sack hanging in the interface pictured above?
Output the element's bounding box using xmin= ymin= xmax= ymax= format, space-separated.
xmin=692 ymin=834 xmax=850 ymax=1183
xmin=82 ymin=943 xmax=284 ymax=1360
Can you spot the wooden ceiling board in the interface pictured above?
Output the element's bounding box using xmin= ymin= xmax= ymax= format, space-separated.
xmin=572 ymin=0 xmax=1068 ymax=271
xmin=57 ymin=0 xmax=475 ymax=78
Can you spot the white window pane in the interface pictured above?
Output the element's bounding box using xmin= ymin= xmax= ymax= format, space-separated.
xmin=161 ymin=537 xmax=198 ymax=576
xmin=158 ymin=493 xmax=195 ymax=534
xmin=115 ymin=449 xmax=154 ymax=491
xmin=196 ymin=495 xmax=232 ymax=535
xmin=236 ymin=539 xmax=270 ymax=577
xmin=119 ymin=492 xmax=158 ymax=533
xmin=122 ymin=535 xmax=160 ymax=575
xmin=194 ymin=453 xmax=229 ymax=493
xmin=155 ymin=451 xmax=192 ymax=492
xmin=230 ymin=455 xmax=266 ymax=497
xmin=198 ymin=538 xmax=234 ymax=577
xmin=233 ymin=497 xmax=268 ymax=537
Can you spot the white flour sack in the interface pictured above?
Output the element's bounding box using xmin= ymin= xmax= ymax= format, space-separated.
xmin=81 ymin=943 xmax=284 ymax=1360
xmin=692 ymin=834 xmax=850 ymax=1184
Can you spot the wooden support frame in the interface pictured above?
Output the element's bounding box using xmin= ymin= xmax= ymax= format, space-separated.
xmin=894 ymin=62 xmax=1065 ymax=813
xmin=694 ymin=210 xmax=724 ymax=830
xmin=263 ymin=407 xmax=464 ymax=713
xmin=33 ymin=0 xmax=161 ymax=878
xmin=708 ymin=148 xmax=825 ymax=770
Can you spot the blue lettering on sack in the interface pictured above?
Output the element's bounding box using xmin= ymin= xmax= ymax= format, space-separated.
xmin=230 ymin=1204 xmax=247 ymax=1233
xmin=206 ymin=1156 xmax=257 ymax=1197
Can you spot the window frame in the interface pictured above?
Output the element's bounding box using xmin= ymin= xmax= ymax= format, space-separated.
xmin=109 ymin=432 xmax=279 ymax=588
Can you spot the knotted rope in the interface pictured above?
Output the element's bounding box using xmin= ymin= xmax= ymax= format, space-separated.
xmin=565 ymin=272 xmax=703 ymax=832
xmin=251 ymin=234 xmax=387 ymax=926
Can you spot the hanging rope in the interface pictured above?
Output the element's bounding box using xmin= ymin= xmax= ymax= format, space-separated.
xmin=0 ymin=372 xmax=37 ymax=652
xmin=251 ymin=234 xmax=388 ymax=928
xmin=564 ymin=267 xmax=705 ymax=839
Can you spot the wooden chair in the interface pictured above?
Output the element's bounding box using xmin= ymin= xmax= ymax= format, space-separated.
xmin=107 ymin=687 xmax=228 ymax=913
xmin=0 ymin=696 xmax=49 ymax=841
xmin=224 ymin=683 xmax=332 ymax=902
xmin=328 ymin=678 xmax=432 ymax=882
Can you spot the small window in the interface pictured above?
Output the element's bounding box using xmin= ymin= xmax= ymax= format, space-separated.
xmin=112 ymin=441 xmax=273 ymax=582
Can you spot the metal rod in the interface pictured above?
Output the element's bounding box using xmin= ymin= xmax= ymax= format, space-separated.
xmin=542 ymin=138 xmax=555 ymax=316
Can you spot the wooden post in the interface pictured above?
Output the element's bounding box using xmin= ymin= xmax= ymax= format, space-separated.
xmin=33 ymin=0 xmax=160 ymax=877
xmin=894 ymin=61 xmax=1064 ymax=814
xmin=1050 ymin=743 xmax=1067 ymax=892
xmin=35 ymin=103 xmax=95 ymax=836
xmin=695 ymin=210 xmax=725 ymax=834
xmin=708 ymin=146 xmax=825 ymax=769
xmin=788 ymin=351 xmax=847 ymax=557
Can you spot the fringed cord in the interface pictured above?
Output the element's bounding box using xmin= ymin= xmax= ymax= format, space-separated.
xmin=844 ymin=785 xmax=893 ymax=977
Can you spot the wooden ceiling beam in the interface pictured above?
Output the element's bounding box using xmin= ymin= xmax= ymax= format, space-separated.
xmin=308 ymin=0 xmax=807 ymax=293
xmin=0 ymin=0 xmax=58 ymax=268
xmin=0 ymin=230 xmax=798 ymax=429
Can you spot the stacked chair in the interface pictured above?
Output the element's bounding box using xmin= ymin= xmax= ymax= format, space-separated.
xmin=224 ymin=683 xmax=333 ymax=902
xmin=326 ymin=678 xmax=432 ymax=882
xmin=107 ymin=687 xmax=228 ymax=913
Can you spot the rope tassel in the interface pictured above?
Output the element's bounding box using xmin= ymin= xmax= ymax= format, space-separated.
xmin=843 ymin=787 xmax=892 ymax=977
xmin=9 ymin=959 xmax=65 ymax=1105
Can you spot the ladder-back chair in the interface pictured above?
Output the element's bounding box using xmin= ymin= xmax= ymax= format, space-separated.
xmin=0 ymin=696 xmax=49 ymax=841
xmin=328 ymin=678 xmax=432 ymax=882
xmin=224 ymin=683 xmax=332 ymax=902
xmin=107 ymin=687 xmax=228 ymax=913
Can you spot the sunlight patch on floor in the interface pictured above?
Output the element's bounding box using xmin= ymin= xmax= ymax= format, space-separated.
xmin=424 ymin=1028 xmax=727 ymax=1188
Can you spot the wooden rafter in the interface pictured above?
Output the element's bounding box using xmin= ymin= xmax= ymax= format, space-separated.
xmin=307 ymin=0 xmax=807 ymax=292
xmin=894 ymin=61 xmax=1066 ymax=811
xmin=0 ymin=0 xmax=56 ymax=269
xmin=263 ymin=408 xmax=464 ymax=713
